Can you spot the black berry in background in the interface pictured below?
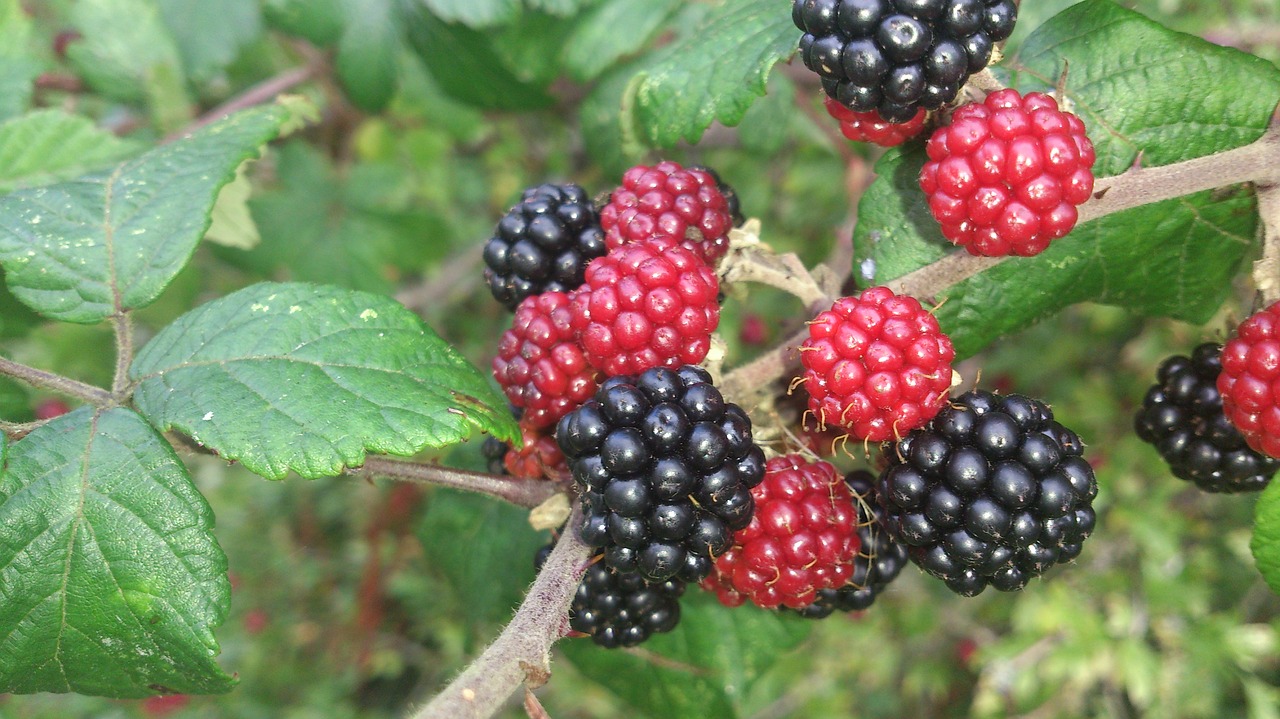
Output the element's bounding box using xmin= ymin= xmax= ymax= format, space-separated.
xmin=481 ymin=436 xmax=510 ymax=475
xmin=535 ymin=544 xmax=684 ymax=648
xmin=792 ymin=0 xmax=1018 ymax=122
xmin=877 ymin=390 xmax=1098 ymax=596
xmin=1135 ymin=342 xmax=1278 ymax=493
xmin=482 ymin=183 xmax=606 ymax=311
xmin=557 ymin=366 xmax=767 ymax=584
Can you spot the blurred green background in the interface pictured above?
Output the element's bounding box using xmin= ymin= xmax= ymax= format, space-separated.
xmin=2 ymin=0 xmax=1279 ymax=717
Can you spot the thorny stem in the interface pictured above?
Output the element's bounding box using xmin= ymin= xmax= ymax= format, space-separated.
xmin=409 ymin=505 xmax=591 ymax=719
xmin=357 ymin=456 xmax=563 ymax=509
xmin=111 ymin=312 xmax=135 ymax=399
xmin=0 ymin=356 xmax=113 ymax=407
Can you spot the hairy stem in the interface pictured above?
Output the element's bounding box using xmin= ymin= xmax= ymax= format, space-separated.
xmin=409 ymin=507 xmax=591 ymax=719
xmin=111 ymin=312 xmax=134 ymax=398
xmin=0 ymin=418 xmax=43 ymax=438
xmin=0 ymin=357 xmax=113 ymax=406
xmin=357 ymin=456 xmax=563 ymax=509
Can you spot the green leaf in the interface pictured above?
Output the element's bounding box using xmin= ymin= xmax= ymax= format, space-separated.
xmin=0 ymin=104 xmax=291 ymax=324
xmin=417 ymin=0 xmax=519 ymax=28
xmin=204 ymin=162 xmax=260 ymax=250
xmin=628 ymin=0 xmax=798 ymax=147
xmin=0 ymin=0 xmax=38 ymax=122
xmin=1253 ymin=481 xmax=1280 ymax=595
xmin=403 ymin=5 xmax=555 ymax=111
xmin=65 ymin=0 xmax=187 ymax=103
xmin=157 ymin=0 xmax=263 ymax=82
xmin=335 ymin=0 xmax=400 ymax=112
xmin=579 ymin=65 xmax=647 ymax=178
xmin=262 ymin=0 xmax=345 ymax=46
xmin=0 ymin=407 xmax=233 ymax=698
xmin=854 ymin=0 xmax=1280 ymax=358
xmin=0 ymin=111 xmax=139 ymax=194
xmin=561 ymin=594 xmax=811 ymax=718
xmin=563 ymin=0 xmax=682 ymax=82
xmin=130 ymin=282 xmax=519 ymax=480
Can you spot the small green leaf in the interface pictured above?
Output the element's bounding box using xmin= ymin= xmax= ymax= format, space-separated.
xmin=1253 ymin=481 xmax=1280 ymax=595
xmin=0 ymin=407 xmax=234 ymax=697
xmin=629 ymin=0 xmax=798 ymax=147
xmin=418 ymin=0 xmax=519 ymax=28
xmin=335 ymin=0 xmax=400 ymax=112
xmin=0 ymin=104 xmax=291 ymax=324
xmin=65 ymin=0 xmax=187 ymax=103
xmin=157 ymin=0 xmax=263 ymax=82
xmin=561 ymin=594 xmax=811 ymax=719
xmin=0 ymin=111 xmax=139 ymax=194
xmin=130 ymin=282 xmax=519 ymax=480
xmin=854 ymin=0 xmax=1280 ymax=358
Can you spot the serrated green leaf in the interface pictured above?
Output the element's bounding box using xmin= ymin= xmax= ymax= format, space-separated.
xmin=1253 ymin=481 xmax=1280 ymax=596
xmin=561 ymin=594 xmax=811 ymax=719
xmin=157 ymin=0 xmax=263 ymax=82
xmin=335 ymin=0 xmax=400 ymax=112
xmin=0 ymin=407 xmax=233 ymax=698
xmin=0 ymin=104 xmax=290 ymax=324
xmin=65 ymin=0 xmax=187 ymax=103
xmin=0 ymin=111 xmax=139 ymax=194
xmin=854 ymin=0 xmax=1280 ymax=358
xmin=403 ymin=5 xmax=555 ymax=111
xmin=562 ymin=0 xmax=682 ymax=82
xmin=418 ymin=0 xmax=519 ymax=28
xmin=628 ymin=0 xmax=797 ymax=148
xmin=130 ymin=282 xmax=519 ymax=480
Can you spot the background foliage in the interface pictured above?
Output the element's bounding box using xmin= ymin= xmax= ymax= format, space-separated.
xmin=0 ymin=0 xmax=1278 ymax=717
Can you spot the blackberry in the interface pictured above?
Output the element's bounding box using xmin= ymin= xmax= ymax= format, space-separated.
xmin=482 ymin=436 xmax=509 ymax=475
xmin=536 ymin=544 xmax=684 ymax=648
xmin=483 ymin=183 xmax=607 ymax=310
xmin=877 ymin=390 xmax=1098 ymax=596
xmin=689 ymin=164 xmax=745 ymax=227
xmin=792 ymin=0 xmax=1018 ymax=122
xmin=1136 ymin=342 xmax=1278 ymax=493
xmin=557 ymin=366 xmax=767 ymax=584
xmin=796 ymin=470 xmax=909 ymax=617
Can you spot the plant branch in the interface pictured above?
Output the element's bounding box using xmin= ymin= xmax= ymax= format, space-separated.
xmin=1255 ymin=184 xmax=1280 ymax=305
xmin=110 ymin=312 xmax=134 ymax=398
xmin=409 ymin=505 xmax=591 ymax=719
xmin=168 ymin=62 xmax=322 ymax=141
xmin=0 ymin=357 xmax=113 ymax=406
xmin=0 ymin=418 xmax=43 ymax=439
xmin=356 ymin=456 xmax=563 ymax=509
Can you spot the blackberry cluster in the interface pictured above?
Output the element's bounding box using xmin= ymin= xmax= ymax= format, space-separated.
xmin=1136 ymin=343 xmax=1278 ymax=493
xmin=536 ymin=544 xmax=684 ymax=648
xmin=690 ymin=164 xmax=745 ymax=227
xmin=792 ymin=0 xmax=1018 ymax=122
xmin=795 ymin=470 xmax=909 ymax=617
xmin=557 ymin=366 xmax=767 ymax=584
xmin=1220 ymin=300 xmax=1280 ymax=458
xmin=482 ymin=183 xmax=607 ymax=310
xmin=878 ymin=390 xmax=1098 ymax=596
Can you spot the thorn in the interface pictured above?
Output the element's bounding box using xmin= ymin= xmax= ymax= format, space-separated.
xmin=1128 ymin=149 xmax=1146 ymax=173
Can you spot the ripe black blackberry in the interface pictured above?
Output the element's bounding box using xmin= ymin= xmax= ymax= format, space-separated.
xmin=535 ymin=544 xmax=684 ymax=648
xmin=1135 ymin=342 xmax=1279 ymax=493
xmin=556 ymin=366 xmax=767 ymax=584
xmin=481 ymin=436 xmax=509 ymax=475
xmin=877 ymin=390 xmax=1098 ymax=596
xmin=795 ymin=470 xmax=909 ymax=618
xmin=792 ymin=0 xmax=1018 ymax=122
xmin=482 ymin=183 xmax=607 ymax=310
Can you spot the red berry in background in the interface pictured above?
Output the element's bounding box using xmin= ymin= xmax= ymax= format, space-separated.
xmin=701 ymin=454 xmax=860 ymax=610
xmin=570 ymin=235 xmax=720 ymax=377
xmin=919 ymin=88 xmax=1096 ymax=257
xmin=34 ymin=398 xmax=71 ymax=420
xmin=600 ymin=161 xmax=734 ymax=266
xmin=242 ymin=608 xmax=269 ymax=635
xmin=800 ymin=287 xmax=955 ymax=442
xmin=493 ymin=291 xmax=599 ymax=430
xmin=823 ymin=96 xmax=927 ymax=148
xmin=504 ymin=421 xmax=570 ymax=481
xmin=739 ymin=313 xmax=769 ymax=346
xmin=1220 ymin=301 xmax=1280 ymax=458
xmin=141 ymin=694 xmax=190 ymax=717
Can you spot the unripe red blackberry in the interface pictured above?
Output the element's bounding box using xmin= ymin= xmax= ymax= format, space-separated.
xmin=570 ymin=236 xmax=720 ymax=377
xmin=800 ymin=286 xmax=955 ymax=442
xmin=493 ymin=291 xmax=600 ymax=430
xmin=919 ymin=88 xmax=1096 ymax=257
xmin=878 ymin=390 xmax=1098 ymax=596
xmin=483 ymin=183 xmax=607 ymax=310
xmin=1220 ymin=301 xmax=1280 ymax=459
xmin=557 ymin=366 xmax=767 ymax=584
xmin=793 ymin=0 xmax=1018 ymax=122
xmin=600 ymin=161 xmax=735 ymax=266
xmin=504 ymin=421 xmax=571 ymax=482
xmin=536 ymin=545 xmax=684 ymax=648
xmin=1136 ymin=342 xmax=1278 ymax=493
xmin=824 ymin=96 xmax=927 ymax=147
xmin=794 ymin=469 xmax=909 ymax=617
xmin=701 ymin=454 xmax=861 ymax=610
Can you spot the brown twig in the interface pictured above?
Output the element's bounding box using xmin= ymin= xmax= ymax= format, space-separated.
xmin=356 ymin=456 xmax=563 ymax=509
xmin=167 ymin=63 xmax=322 ymax=141
xmin=409 ymin=505 xmax=591 ymax=719
xmin=0 ymin=356 xmax=113 ymax=406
